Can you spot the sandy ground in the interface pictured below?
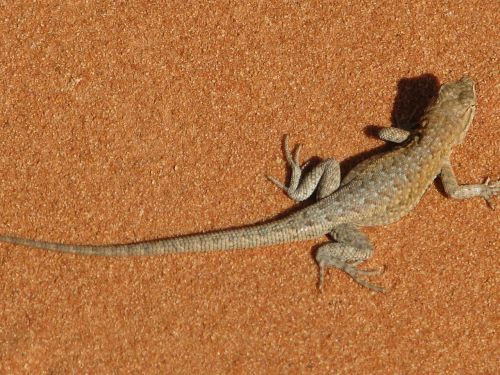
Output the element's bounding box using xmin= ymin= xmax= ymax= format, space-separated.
xmin=1 ymin=1 xmax=498 ymax=374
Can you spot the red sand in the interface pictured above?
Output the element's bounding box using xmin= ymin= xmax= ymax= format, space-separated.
xmin=1 ymin=2 xmax=498 ymax=373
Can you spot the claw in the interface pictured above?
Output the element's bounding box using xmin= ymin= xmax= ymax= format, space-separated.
xmin=284 ymin=135 xmax=303 ymax=170
xmin=318 ymin=261 xmax=325 ymax=292
xmin=317 ymin=261 xmax=385 ymax=293
xmin=351 ymin=277 xmax=385 ymax=293
xmin=268 ymin=135 xmax=308 ymax=198
xmin=343 ymin=264 xmax=385 ymax=292
xmin=266 ymin=175 xmax=286 ymax=190
xmin=355 ymin=266 xmax=385 ymax=276
xmin=486 ymin=198 xmax=495 ymax=210
xmin=294 ymin=144 xmax=302 ymax=165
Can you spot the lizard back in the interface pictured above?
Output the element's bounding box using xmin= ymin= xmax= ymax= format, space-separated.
xmin=326 ymin=77 xmax=476 ymax=227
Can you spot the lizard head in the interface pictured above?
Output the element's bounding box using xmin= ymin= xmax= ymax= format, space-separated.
xmin=435 ymin=77 xmax=477 ymax=144
xmin=438 ymin=76 xmax=476 ymax=105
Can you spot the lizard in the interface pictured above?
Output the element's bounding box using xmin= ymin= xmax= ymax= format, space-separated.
xmin=0 ymin=76 xmax=498 ymax=291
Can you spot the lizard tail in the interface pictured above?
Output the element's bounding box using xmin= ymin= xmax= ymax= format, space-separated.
xmin=0 ymin=216 xmax=324 ymax=256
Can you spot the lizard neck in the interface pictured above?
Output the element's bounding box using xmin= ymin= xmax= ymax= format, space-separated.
xmin=416 ymin=107 xmax=469 ymax=155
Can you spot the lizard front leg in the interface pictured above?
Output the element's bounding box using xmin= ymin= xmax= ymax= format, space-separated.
xmin=378 ymin=127 xmax=411 ymax=143
xmin=440 ymin=158 xmax=500 ymax=208
xmin=378 ymin=107 xmax=418 ymax=144
xmin=267 ymin=135 xmax=341 ymax=201
xmin=315 ymin=224 xmax=384 ymax=292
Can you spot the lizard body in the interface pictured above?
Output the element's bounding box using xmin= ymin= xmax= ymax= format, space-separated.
xmin=1 ymin=77 xmax=498 ymax=291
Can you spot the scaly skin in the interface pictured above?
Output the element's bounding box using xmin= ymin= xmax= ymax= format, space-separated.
xmin=1 ymin=77 xmax=497 ymax=291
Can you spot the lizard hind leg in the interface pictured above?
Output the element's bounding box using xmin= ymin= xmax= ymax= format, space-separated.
xmin=267 ymin=135 xmax=341 ymax=201
xmin=315 ymin=224 xmax=385 ymax=292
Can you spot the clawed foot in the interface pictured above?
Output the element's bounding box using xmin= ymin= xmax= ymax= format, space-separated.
xmin=481 ymin=177 xmax=500 ymax=209
xmin=267 ymin=135 xmax=309 ymax=196
xmin=318 ymin=260 xmax=385 ymax=293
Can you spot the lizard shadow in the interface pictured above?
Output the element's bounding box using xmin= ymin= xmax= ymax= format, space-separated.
xmin=344 ymin=73 xmax=440 ymax=172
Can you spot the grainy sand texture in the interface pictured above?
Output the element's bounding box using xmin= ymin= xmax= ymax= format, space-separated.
xmin=1 ymin=2 xmax=498 ymax=373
